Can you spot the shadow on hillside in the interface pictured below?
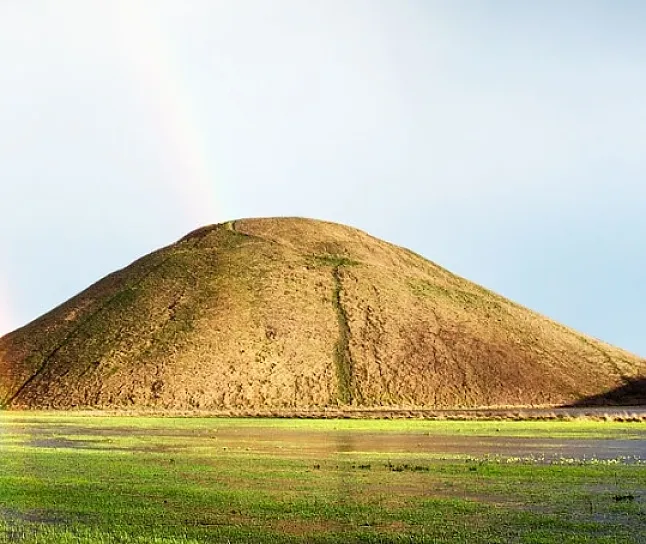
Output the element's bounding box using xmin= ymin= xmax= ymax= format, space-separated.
xmin=568 ymin=377 xmax=646 ymax=407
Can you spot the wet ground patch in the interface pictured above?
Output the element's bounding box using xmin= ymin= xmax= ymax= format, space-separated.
xmin=0 ymin=413 xmax=645 ymax=543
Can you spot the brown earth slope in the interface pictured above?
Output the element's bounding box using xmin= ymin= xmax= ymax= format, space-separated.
xmin=1 ymin=217 xmax=644 ymax=411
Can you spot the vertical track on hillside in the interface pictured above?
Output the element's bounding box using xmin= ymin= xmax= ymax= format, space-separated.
xmin=331 ymin=265 xmax=354 ymax=404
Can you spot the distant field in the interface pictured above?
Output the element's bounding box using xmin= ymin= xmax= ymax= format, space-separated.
xmin=1 ymin=414 xmax=645 ymax=543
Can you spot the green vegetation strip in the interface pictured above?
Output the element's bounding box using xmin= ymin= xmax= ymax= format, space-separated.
xmin=3 ymin=415 xmax=645 ymax=438
xmin=0 ymin=415 xmax=645 ymax=543
xmin=331 ymin=265 xmax=354 ymax=405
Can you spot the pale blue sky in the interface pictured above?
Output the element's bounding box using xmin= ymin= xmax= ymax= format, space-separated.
xmin=1 ymin=1 xmax=644 ymax=356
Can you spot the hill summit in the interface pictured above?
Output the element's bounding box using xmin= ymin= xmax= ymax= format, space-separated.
xmin=1 ymin=217 xmax=644 ymax=411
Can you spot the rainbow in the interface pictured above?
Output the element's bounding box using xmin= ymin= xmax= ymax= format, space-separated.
xmin=1 ymin=6 xmax=225 ymax=340
xmin=112 ymin=2 xmax=221 ymax=226
xmin=0 ymin=278 xmax=15 ymax=338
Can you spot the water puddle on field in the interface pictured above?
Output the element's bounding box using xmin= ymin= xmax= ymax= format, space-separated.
xmin=199 ymin=429 xmax=646 ymax=462
xmin=4 ymin=418 xmax=646 ymax=462
xmin=27 ymin=437 xmax=105 ymax=450
xmin=0 ymin=507 xmax=66 ymax=526
xmin=0 ymin=507 xmax=69 ymax=543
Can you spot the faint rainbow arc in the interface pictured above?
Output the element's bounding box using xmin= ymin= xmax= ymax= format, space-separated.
xmin=2 ymin=7 xmax=223 ymax=337
xmin=0 ymin=278 xmax=15 ymax=337
xmin=113 ymin=2 xmax=221 ymax=226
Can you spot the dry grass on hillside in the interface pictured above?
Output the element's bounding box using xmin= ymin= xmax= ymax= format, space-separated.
xmin=1 ymin=217 xmax=644 ymax=411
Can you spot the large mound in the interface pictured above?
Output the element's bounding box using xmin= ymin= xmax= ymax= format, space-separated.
xmin=1 ymin=217 xmax=644 ymax=411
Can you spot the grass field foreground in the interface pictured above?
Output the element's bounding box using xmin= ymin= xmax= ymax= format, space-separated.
xmin=0 ymin=414 xmax=645 ymax=543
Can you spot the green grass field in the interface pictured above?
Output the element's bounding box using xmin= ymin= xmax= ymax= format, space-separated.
xmin=0 ymin=414 xmax=645 ymax=543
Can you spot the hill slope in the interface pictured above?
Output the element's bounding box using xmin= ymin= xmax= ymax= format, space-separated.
xmin=1 ymin=217 xmax=644 ymax=410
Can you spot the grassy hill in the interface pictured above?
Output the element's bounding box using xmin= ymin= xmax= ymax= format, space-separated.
xmin=1 ymin=217 xmax=644 ymax=411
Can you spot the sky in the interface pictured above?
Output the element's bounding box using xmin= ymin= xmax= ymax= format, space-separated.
xmin=0 ymin=1 xmax=644 ymax=356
